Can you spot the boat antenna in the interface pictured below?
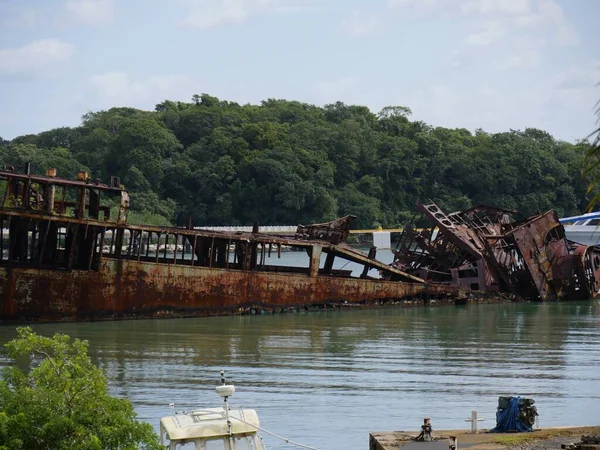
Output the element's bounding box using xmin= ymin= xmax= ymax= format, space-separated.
xmin=216 ymin=370 xmax=236 ymax=447
xmin=217 ymin=371 xmax=320 ymax=450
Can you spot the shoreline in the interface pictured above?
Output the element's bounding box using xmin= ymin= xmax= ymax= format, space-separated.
xmin=0 ymin=290 xmax=531 ymax=325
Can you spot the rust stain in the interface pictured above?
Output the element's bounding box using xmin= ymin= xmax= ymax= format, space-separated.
xmin=0 ymin=259 xmax=457 ymax=322
xmin=0 ymin=164 xmax=447 ymax=323
xmin=393 ymin=201 xmax=600 ymax=301
xmin=3 ymin=164 xmax=593 ymax=324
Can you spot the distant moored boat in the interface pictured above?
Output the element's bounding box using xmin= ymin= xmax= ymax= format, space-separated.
xmin=560 ymin=211 xmax=600 ymax=246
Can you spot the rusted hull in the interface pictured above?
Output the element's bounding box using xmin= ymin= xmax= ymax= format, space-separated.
xmin=392 ymin=201 xmax=600 ymax=301
xmin=0 ymin=259 xmax=459 ymax=323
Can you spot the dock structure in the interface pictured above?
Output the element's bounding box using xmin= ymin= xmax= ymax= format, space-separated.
xmin=370 ymin=427 xmax=600 ymax=450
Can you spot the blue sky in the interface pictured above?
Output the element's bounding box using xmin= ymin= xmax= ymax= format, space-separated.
xmin=0 ymin=0 xmax=599 ymax=142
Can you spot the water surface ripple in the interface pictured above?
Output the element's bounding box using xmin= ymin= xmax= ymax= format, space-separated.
xmin=1 ymin=301 xmax=599 ymax=449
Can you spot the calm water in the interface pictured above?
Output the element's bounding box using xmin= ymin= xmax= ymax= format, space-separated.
xmin=264 ymin=246 xmax=396 ymax=278
xmin=1 ymin=301 xmax=599 ymax=449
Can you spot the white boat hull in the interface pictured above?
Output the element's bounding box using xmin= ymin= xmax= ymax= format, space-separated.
xmin=564 ymin=225 xmax=600 ymax=246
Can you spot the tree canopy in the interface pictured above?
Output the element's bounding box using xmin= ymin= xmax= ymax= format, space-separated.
xmin=1 ymin=95 xmax=594 ymax=228
xmin=0 ymin=327 xmax=160 ymax=450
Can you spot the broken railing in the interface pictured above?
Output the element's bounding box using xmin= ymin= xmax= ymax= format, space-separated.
xmin=0 ymin=165 xmax=423 ymax=284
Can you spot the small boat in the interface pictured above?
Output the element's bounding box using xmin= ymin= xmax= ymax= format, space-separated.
xmin=159 ymin=371 xmax=318 ymax=450
xmin=560 ymin=211 xmax=600 ymax=246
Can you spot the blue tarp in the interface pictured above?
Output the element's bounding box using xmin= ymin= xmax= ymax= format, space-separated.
xmin=490 ymin=396 xmax=533 ymax=433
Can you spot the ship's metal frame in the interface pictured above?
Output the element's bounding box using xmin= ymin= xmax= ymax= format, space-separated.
xmin=2 ymin=165 xmax=596 ymax=323
xmin=392 ymin=200 xmax=600 ymax=301
xmin=0 ymin=165 xmax=456 ymax=323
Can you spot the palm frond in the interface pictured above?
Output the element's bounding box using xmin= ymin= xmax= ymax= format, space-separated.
xmin=583 ymin=95 xmax=600 ymax=211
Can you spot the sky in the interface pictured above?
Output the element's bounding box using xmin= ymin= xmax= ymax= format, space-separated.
xmin=0 ymin=0 xmax=599 ymax=142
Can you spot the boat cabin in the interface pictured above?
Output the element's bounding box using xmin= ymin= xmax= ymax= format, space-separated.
xmin=160 ymin=379 xmax=263 ymax=450
xmin=160 ymin=407 xmax=262 ymax=450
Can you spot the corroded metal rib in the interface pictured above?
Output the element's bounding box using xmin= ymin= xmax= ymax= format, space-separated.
xmin=0 ymin=166 xmax=438 ymax=323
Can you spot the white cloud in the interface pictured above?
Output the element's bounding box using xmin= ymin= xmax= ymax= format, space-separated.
xmin=387 ymin=0 xmax=532 ymax=16
xmin=305 ymin=66 xmax=596 ymax=142
xmin=445 ymin=50 xmax=463 ymax=70
xmin=0 ymin=39 xmax=74 ymax=77
xmin=65 ymin=0 xmax=114 ymax=26
xmin=387 ymin=0 xmax=443 ymax=14
xmin=313 ymin=79 xmax=509 ymax=134
xmin=12 ymin=9 xmax=37 ymax=28
xmin=536 ymin=0 xmax=578 ymax=45
xmin=89 ymin=72 xmax=199 ymax=108
xmin=0 ymin=4 xmax=37 ymax=29
xmin=20 ymin=9 xmax=37 ymax=27
xmin=89 ymin=72 xmax=130 ymax=97
xmin=475 ymin=0 xmax=578 ymax=46
xmin=338 ymin=10 xmax=383 ymax=37
xmin=494 ymin=50 xmax=537 ymax=70
xmin=388 ymin=0 xmax=578 ymax=51
xmin=550 ymin=61 xmax=600 ymax=90
xmin=178 ymin=0 xmax=278 ymax=29
xmin=410 ymin=84 xmax=499 ymax=126
xmin=542 ymin=64 xmax=600 ymax=137
xmin=493 ymin=35 xmax=546 ymax=70
xmin=461 ymin=0 xmax=533 ymax=17
xmin=428 ymin=0 xmax=578 ymax=73
xmin=404 ymin=81 xmax=546 ymax=138
xmin=311 ymin=77 xmax=366 ymax=105
xmin=463 ymin=21 xmax=507 ymax=46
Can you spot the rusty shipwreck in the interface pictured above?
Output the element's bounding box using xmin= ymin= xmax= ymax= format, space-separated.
xmin=0 ymin=165 xmax=458 ymax=323
xmin=391 ymin=201 xmax=600 ymax=301
xmin=1 ymin=165 xmax=598 ymax=323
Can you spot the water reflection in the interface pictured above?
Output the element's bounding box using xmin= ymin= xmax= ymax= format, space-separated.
xmin=1 ymin=301 xmax=599 ymax=450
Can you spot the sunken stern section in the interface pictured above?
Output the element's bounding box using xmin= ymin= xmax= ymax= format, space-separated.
xmin=0 ymin=166 xmax=456 ymax=323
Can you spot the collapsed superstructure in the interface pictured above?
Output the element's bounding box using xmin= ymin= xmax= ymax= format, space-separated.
xmin=391 ymin=201 xmax=600 ymax=301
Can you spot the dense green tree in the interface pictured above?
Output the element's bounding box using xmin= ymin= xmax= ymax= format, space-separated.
xmin=108 ymin=116 xmax=181 ymax=189
xmin=337 ymin=182 xmax=381 ymax=229
xmin=34 ymin=127 xmax=81 ymax=150
xmin=1 ymin=96 xmax=593 ymax=228
xmin=0 ymin=327 xmax=160 ymax=450
xmin=0 ymin=144 xmax=88 ymax=180
xmin=71 ymin=127 xmax=112 ymax=177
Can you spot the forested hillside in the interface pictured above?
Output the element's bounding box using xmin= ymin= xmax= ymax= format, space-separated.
xmin=0 ymin=94 xmax=592 ymax=228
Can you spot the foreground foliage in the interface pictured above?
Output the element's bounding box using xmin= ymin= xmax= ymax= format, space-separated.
xmin=0 ymin=94 xmax=595 ymax=228
xmin=0 ymin=327 xmax=160 ymax=450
